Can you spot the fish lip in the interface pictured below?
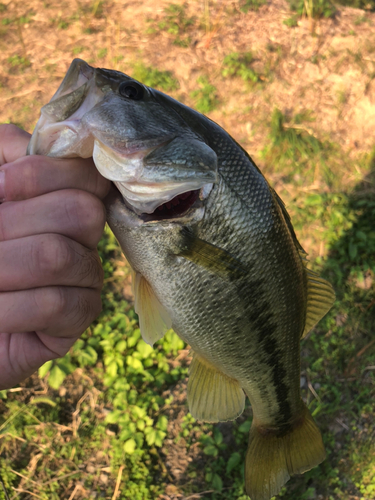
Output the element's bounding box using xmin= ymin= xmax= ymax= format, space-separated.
xmin=105 ymin=182 xmax=211 ymax=227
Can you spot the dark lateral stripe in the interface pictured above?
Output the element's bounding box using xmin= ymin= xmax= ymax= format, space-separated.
xmin=261 ymin=336 xmax=292 ymax=433
xmin=237 ymin=279 xmax=293 ymax=430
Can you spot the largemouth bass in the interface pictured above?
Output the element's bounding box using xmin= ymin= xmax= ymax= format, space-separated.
xmin=28 ymin=59 xmax=335 ymax=500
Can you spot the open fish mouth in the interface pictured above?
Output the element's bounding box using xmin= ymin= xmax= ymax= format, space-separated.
xmin=112 ymin=182 xmax=213 ymax=223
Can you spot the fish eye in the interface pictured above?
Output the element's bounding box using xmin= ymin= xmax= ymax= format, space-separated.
xmin=118 ymin=81 xmax=144 ymax=100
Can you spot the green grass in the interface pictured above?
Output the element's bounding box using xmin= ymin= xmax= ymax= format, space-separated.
xmin=190 ymin=76 xmax=219 ymax=114
xmin=7 ymin=54 xmax=31 ymax=72
xmin=131 ymin=63 xmax=179 ymax=92
xmin=287 ymin=0 xmax=336 ymax=19
xmin=239 ymin=0 xmax=267 ymax=12
xmin=222 ymin=52 xmax=260 ymax=84
xmin=154 ymin=3 xmax=196 ymax=47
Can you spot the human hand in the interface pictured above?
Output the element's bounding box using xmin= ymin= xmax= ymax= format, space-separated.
xmin=0 ymin=124 xmax=111 ymax=390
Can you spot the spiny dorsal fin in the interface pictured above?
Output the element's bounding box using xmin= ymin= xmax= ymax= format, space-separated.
xmin=132 ymin=271 xmax=172 ymax=346
xmin=272 ymin=187 xmax=306 ymax=253
xmin=301 ymin=254 xmax=336 ymax=338
xmin=187 ymin=351 xmax=245 ymax=423
xmin=178 ymin=227 xmax=246 ymax=280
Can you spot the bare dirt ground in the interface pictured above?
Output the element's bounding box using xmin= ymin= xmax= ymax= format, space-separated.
xmin=1 ymin=0 xmax=374 ymax=157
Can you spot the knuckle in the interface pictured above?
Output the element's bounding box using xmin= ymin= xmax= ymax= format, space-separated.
xmin=35 ymin=287 xmax=69 ymax=323
xmin=78 ymin=250 xmax=104 ymax=289
xmin=10 ymin=156 xmax=41 ymax=200
xmin=32 ymin=234 xmax=74 ymax=279
xmin=65 ymin=191 xmax=106 ymax=242
xmin=71 ymin=291 xmax=102 ymax=332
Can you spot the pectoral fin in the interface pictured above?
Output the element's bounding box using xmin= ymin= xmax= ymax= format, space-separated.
xmin=178 ymin=228 xmax=246 ymax=281
xmin=187 ymin=351 xmax=245 ymax=422
xmin=132 ymin=271 xmax=172 ymax=346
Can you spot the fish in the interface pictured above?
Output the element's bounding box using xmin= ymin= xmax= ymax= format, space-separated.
xmin=28 ymin=58 xmax=335 ymax=500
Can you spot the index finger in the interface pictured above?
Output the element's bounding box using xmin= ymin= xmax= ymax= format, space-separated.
xmin=1 ymin=154 xmax=111 ymax=202
xmin=0 ymin=124 xmax=31 ymax=164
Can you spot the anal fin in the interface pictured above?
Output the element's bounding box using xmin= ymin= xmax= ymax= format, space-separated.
xmin=187 ymin=351 xmax=245 ymax=423
xmin=132 ymin=271 xmax=172 ymax=346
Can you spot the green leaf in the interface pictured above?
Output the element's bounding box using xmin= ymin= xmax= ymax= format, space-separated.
xmin=38 ymin=360 xmax=53 ymax=379
xmin=349 ymin=241 xmax=358 ymax=260
xmin=106 ymin=360 xmax=118 ymax=377
xmin=48 ymin=365 xmax=67 ymax=389
xmin=116 ymin=340 xmax=127 ymax=352
xmin=213 ymin=429 xmax=223 ymax=445
xmin=203 ymin=444 xmax=218 ymax=456
xmin=238 ymin=420 xmax=252 ymax=433
xmin=226 ymin=452 xmax=241 ymax=473
xmin=137 ymin=340 xmax=153 ymax=358
xmin=123 ymin=438 xmax=136 ymax=454
xmin=105 ymin=410 xmax=122 ymax=424
xmin=154 ymin=430 xmax=167 ymax=447
xmin=144 ymin=427 xmax=156 ymax=446
xmin=157 ymin=415 xmax=168 ymax=431
xmin=212 ymin=473 xmax=223 ymax=491
xmin=126 ymin=355 xmax=143 ymax=370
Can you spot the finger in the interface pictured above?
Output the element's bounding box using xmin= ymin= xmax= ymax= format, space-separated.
xmin=0 ymin=331 xmax=79 ymax=390
xmin=0 ymin=189 xmax=106 ymax=248
xmin=0 ymin=234 xmax=104 ymax=292
xmin=1 ymin=154 xmax=111 ymax=202
xmin=0 ymin=124 xmax=31 ymax=165
xmin=0 ymin=286 xmax=102 ymax=337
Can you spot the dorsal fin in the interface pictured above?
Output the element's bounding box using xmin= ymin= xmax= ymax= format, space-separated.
xmin=300 ymin=253 xmax=335 ymax=338
xmin=132 ymin=271 xmax=172 ymax=346
xmin=270 ymin=189 xmax=335 ymax=337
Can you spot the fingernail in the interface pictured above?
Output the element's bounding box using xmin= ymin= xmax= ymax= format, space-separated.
xmin=0 ymin=169 xmax=4 ymax=202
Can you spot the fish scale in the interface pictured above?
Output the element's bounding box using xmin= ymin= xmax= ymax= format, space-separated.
xmin=28 ymin=58 xmax=336 ymax=500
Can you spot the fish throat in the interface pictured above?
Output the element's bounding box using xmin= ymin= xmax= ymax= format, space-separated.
xmin=148 ymin=189 xmax=200 ymax=220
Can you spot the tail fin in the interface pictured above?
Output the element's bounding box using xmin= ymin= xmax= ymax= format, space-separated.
xmin=245 ymin=406 xmax=325 ymax=500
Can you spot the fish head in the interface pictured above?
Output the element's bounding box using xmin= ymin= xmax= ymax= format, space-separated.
xmin=28 ymin=58 xmax=218 ymax=219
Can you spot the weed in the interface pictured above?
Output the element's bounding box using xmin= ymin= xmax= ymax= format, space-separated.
xmin=283 ymin=16 xmax=299 ymax=27
xmin=1 ymin=18 xmax=12 ymax=25
xmin=19 ymin=11 xmax=35 ymax=24
xmin=7 ymin=54 xmax=31 ymax=72
xmin=97 ymin=47 xmax=107 ymax=58
xmin=354 ymin=14 xmax=371 ymax=24
xmin=239 ymin=0 xmax=267 ymax=12
xmin=335 ymin=0 xmax=375 ymax=8
xmin=92 ymin=0 xmax=105 ymax=18
xmin=132 ymin=63 xmax=179 ymax=91
xmin=190 ymin=76 xmax=219 ymax=114
xmin=222 ymin=52 xmax=260 ymax=83
xmin=157 ymin=3 xmax=195 ymax=47
xmin=50 ymin=16 xmax=70 ymax=29
xmin=72 ymin=46 xmax=86 ymax=55
xmin=262 ymin=108 xmax=323 ymax=164
xmin=0 ymin=3 xmax=7 ymax=12
xmin=287 ymin=0 xmax=336 ymax=19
